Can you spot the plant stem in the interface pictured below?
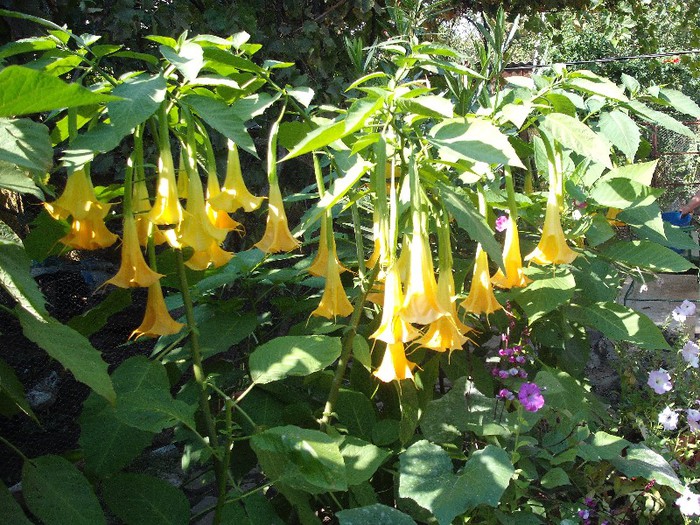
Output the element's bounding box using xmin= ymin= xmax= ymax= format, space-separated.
xmin=0 ymin=435 xmax=28 ymax=462
xmin=175 ymin=249 xmax=226 ymax=525
xmin=320 ymin=263 xmax=380 ymax=430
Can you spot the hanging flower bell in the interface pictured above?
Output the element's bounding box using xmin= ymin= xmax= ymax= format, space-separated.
xmin=254 ymin=180 xmax=300 ymax=253
xmin=131 ymin=281 xmax=184 ymax=339
xmin=311 ymin=240 xmax=353 ymax=319
xmin=371 ymin=264 xmax=420 ymax=344
xmin=149 ymin=143 xmax=183 ymax=226
xmin=374 ymin=341 xmax=416 ymax=383
xmin=460 ymin=245 xmax=503 ymax=316
xmin=400 ymin=231 xmax=442 ymax=325
xmin=307 ymin=219 xmax=348 ymax=277
xmin=208 ymin=140 xmax=264 ymax=213
xmin=491 ymin=215 xmax=532 ymax=289
xmin=104 ymin=214 xmax=163 ymax=288
xmin=60 ymin=210 xmax=118 ymax=250
xmin=525 ymin=198 xmax=578 ymax=265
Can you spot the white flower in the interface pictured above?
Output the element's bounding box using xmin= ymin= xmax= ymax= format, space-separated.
xmin=659 ymin=406 xmax=679 ymax=430
xmin=571 ymin=209 xmax=582 ymax=221
xmin=647 ymin=369 xmax=673 ymax=394
xmin=689 ymin=409 xmax=700 ymax=432
xmin=673 ymin=300 xmax=697 ymax=322
xmin=639 ymin=283 xmax=649 ymax=293
xmin=682 ymin=341 xmax=700 ymax=368
xmin=676 ymin=487 xmax=700 ymax=516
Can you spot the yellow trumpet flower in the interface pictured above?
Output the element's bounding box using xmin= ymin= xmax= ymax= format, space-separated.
xmin=131 ymin=281 xmax=184 ymax=339
xmin=371 ymin=265 xmax=420 ymax=344
xmin=311 ymin=249 xmax=353 ymax=319
xmin=254 ymin=180 xmax=300 ymax=253
xmin=205 ymin=171 xmax=243 ymax=233
xmin=60 ymin=210 xmax=118 ymax=250
xmin=208 ymin=140 xmax=264 ymax=213
xmin=185 ymin=240 xmax=234 ymax=271
xmin=401 ymin=231 xmax=442 ymax=325
xmin=460 ymin=245 xmax=503 ymax=316
xmin=374 ymin=341 xmax=416 ymax=383
xmin=307 ymin=219 xmax=348 ymax=277
xmin=418 ymin=316 xmax=470 ymax=352
xmin=45 ymin=168 xmax=110 ymax=222
xmin=525 ymin=198 xmax=578 ymax=265
xmin=104 ymin=215 xmax=163 ymax=288
xmin=132 ymin=176 xmax=166 ymax=247
xmin=178 ymin=171 xmax=229 ymax=253
xmin=491 ymin=216 xmax=532 ymax=289
xmin=148 ymin=144 xmax=183 ymax=226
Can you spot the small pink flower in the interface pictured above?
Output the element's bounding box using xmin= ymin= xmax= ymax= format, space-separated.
xmin=647 ymin=369 xmax=673 ymax=394
xmin=518 ymin=382 xmax=544 ymax=412
xmin=682 ymin=341 xmax=700 ymax=368
xmin=495 ymin=215 xmax=509 ymax=233
xmin=498 ymin=388 xmax=514 ymax=400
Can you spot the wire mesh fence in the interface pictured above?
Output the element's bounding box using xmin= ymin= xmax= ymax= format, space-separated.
xmin=651 ymin=121 xmax=700 ymax=211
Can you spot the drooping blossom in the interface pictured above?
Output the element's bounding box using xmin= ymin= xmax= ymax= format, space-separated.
xmin=682 ymin=340 xmax=700 ymax=368
xmin=460 ymin=244 xmax=503 ymax=316
xmin=688 ymin=409 xmax=700 ymax=432
xmin=526 ymin=192 xmax=578 ymax=265
xmin=208 ymin=140 xmax=264 ymax=213
xmin=647 ymin=369 xmax=673 ymax=394
xmin=673 ymin=300 xmax=697 ymax=322
xmin=148 ymin=140 xmax=183 ymax=226
xmin=254 ymin=180 xmax=300 ymax=253
xmin=373 ymin=341 xmax=416 ymax=383
xmin=104 ymin=215 xmax=163 ymax=288
xmin=676 ymin=488 xmax=700 ymax=516
xmin=658 ymin=406 xmax=679 ymax=430
xmin=400 ymin=229 xmax=442 ymax=325
xmin=307 ymin=219 xmax=348 ymax=277
xmin=491 ymin=215 xmax=532 ymax=289
xmin=518 ymin=382 xmax=544 ymax=412
xmin=311 ymin=231 xmax=353 ymax=319
xmin=131 ymin=281 xmax=184 ymax=339
xmin=371 ymin=264 xmax=420 ymax=344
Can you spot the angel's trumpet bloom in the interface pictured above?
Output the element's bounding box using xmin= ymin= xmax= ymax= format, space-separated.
xmin=185 ymin=240 xmax=234 ymax=271
xmin=525 ymin=198 xmax=578 ymax=265
xmin=374 ymin=341 xmax=415 ymax=383
xmin=131 ymin=282 xmax=184 ymax=339
xmin=371 ymin=265 xmax=420 ymax=344
xmin=311 ymin=250 xmax=353 ymax=319
xmin=307 ymin=220 xmax=347 ymax=277
xmin=401 ymin=231 xmax=442 ymax=325
xmin=45 ymin=168 xmax=110 ymax=221
xmin=60 ymin=210 xmax=118 ymax=250
xmin=208 ymin=141 xmax=264 ymax=213
xmin=132 ymin=176 xmax=166 ymax=247
xmin=205 ymin=172 xmax=243 ymax=233
xmin=178 ymin=172 xmax=229 ymax=253
xmin=105 ymin=215 xmax=163 ymax=288
xmin=148 ymin=144 xmax=183 ymax=226
xmin=254 ymin=181 xmax=300 ymax=253
xmin=491 ymin=216 xmax=532 ymax=289
xmin=418 ymin=315 xmax=470 ymax=352
xmin=460 ymin=245 xmax=503 ymax=316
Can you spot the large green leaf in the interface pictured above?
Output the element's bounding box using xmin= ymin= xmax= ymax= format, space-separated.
xmin=428 ymin=118 xmax=525 ymax=168
xmin=335 ymin=389 xmax=377 ymax=441
xmin=398 ymin=95 xmax=454 ymax=118
xmin=101 ymin=473 xmax=190 ymax=525
xmin=251 ymin=425 xmax=348 ymax=494
xmin=249 ymin=335 xmax=342 ymax=384
xmin=0 ymin=118 xmax=52 ymax=172
xmin=0 ymin=65 xmax=118 ymax=117
xmin=181 ymin=94 xmax=256 ymax=156
xmin=589 ymin=177 xmax=660 ymax=208
xmin=564 ymin=74 xmax=628 ymax=102
xmin=577 ymin=431 xmax=630 ymax=462
xmin=22 ymin=455 xmax=106 ymax=525
xmin=0 ymin=240 xmax=48 ymax=318
xmin=0 ymin=357 xmax=36 ymax=420
xmin=0 ymin=161 xmax=44 ymax=199
xmin=594 ymin=160 xmax=658 ymax=187
xmin=539 ymin=113 xmax=612 ymax=169
xmin=337 ymin=504 xmax=416 ymax=525
xmin=160 ymin=41 xmax=204 ymax=82
xmin=65 ymin=74 xmax=166 ymax=161
xmin=340 ymin=436 xmax=390 ymax=486
xmin=566 ymin=302 xmax=669 ymax=350
xmin=510 ymin=268 xmax=575 ymax=323
xmin=67 ymin=288 xmax=132 ymax=337
xmin=610 ymin=444 xmax=684 ymax=492
xmin=399 ymin=440 xmax=514 ymax=525
xmin=597 ymin=110 xmax=640 ymax=162
xmin=17 ymin=308 xmax=115 ymax=403
xmin=0 ymin=479 xmax=32 ymax=525
xmin=659 ymin=88 xmax=700 ymax=119
xmin=195 ymin=311 xmax=258 ymax=360
xmin=438 ymin=183 xmax=504 ymax=269
xmin=598 ymin=240 xmax=696 ymax=273
xmin=282 ymin=119 xmax=346 ymax=161
xmin=625 ymin=100 xmax=695 ymax=138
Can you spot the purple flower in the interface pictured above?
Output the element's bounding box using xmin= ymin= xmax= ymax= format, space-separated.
xmin=647 ymin=369 xmax=673 ymax=394
xmin=682 ymin=341 xmax=700 ymax=368
xmin=688 ymin=409 xmax=700 ymax=432
xmin=498 ymin=388 xmax=514 ymax=400
xmin=659 ymin=406 xmax=679 ymax=430
xmin=498 ymin=370 xmax=510 ymax=379
xmin=518 ymin=382 xmax=544 ymax=412
xmin=495 ymin=214 xmax=509 ymax=233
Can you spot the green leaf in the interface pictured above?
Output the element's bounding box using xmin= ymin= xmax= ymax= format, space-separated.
xmin=399 ymin=380 xmax=421 ymax=445
xmin=282 ymin=120 xmax=346 ymax=161
xmin=589 ymin=177 xmax=660 ymax=208
xmin=0 ymin=118 xmax=52 ymax=172
xmin=577 ymin=431 xmax=630 ymax=462
xmin=67 ymin=288 xmax=132 ymax=337
xmin=160 ymin=42 xmax=204 ymax=82
xmin=597 ymin=110 xmax=640 ymax=162
xmin=0 ymin=36 xmax=56 ymax=59
xmin=625 ymin=100 xmax=695 ymax=138
xmin=510 ymin=268 xmax=575 ymax=323
xmin=352 ymin=335 xmax=371 ymax=369
xmin=64 ymin=74 xmax=167 ymax=163
xmin=181 ymin=94 xmax=256 ymax=157
xmin=539 ymin=113 xmax=611 ymax=169
xmin=337 ymin=504 xmax=416 ymax=525
xmin=567 ymin=302 xmax=669 ymax=350
xmin=564 ymin=74 xmax=628 ymax=101
xmin=398 ymin=95 xmax=454 ymax=118
xmin=0 ymin=65 xmax=118 ymax=117
xmin=659 ymin=88 xmax=700 ymax=119
xmin=372 ymin=419 xmax=400 ymax=446
xmin=335 ymin=389 xmax=377 ymax=440
xmin=22 ymin=455 xmax=106 ymax=525
xmin=0 ymin=479 xmax=32 ymax=525
xmin=288 ymin=86 xmax=314 ymax=108
xmin=540 ymin=467 xmax=570 ymax=489
xmin=399 ymin=441 xmax=514 ymax=525
xmin=237 ymin=388 xmax=285 ymax=433
xmin=249 ymin=335 xmax=342 ymax=384
xmin=0 ymin=357 xmax=37 ymax=420
xmin=340 ymin=436 xmax=390 ymax=486
xmin=251 ymin=425 xmax=348 ymax=493
xmin=438 ymin=183 xmax=504 ymax=269
xmin=0 ymin=161 xmax=44 ymax=199
xmin=17 ymin=307 xmax=116 ymax=403
xmin=594 ymin=160 xmax=658 ymax=187
xmin=610 ymin=444 xmax=684 ymax=492
xmin=0 ymin=240 xmax=48 ymax=318
xmin=197 ymin=312 xmax=258 ymax=360
xmin=429 ymin=118 xmax=525 ymax=168
xmin=598 ymin=240 xmax=695 ymax=273
xmin=102 ymin=473 xmax=190 ymax=525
